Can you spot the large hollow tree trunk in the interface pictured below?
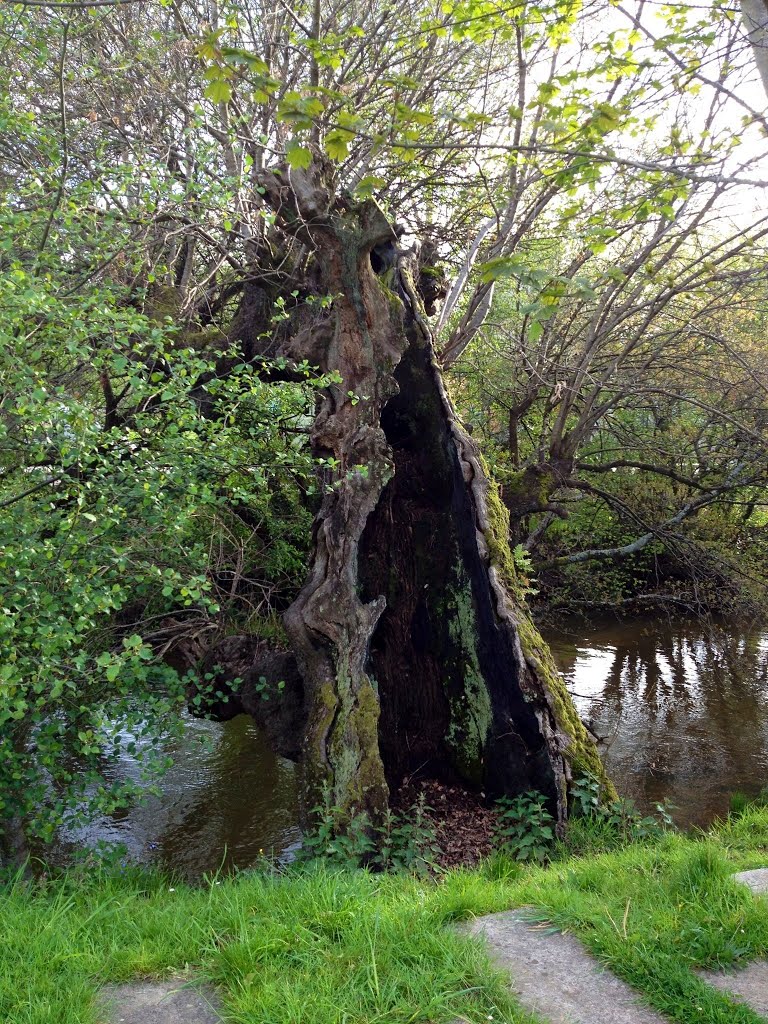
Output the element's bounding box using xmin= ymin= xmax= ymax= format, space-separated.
xmin=258 ymin=156 xmax=609 ymax=827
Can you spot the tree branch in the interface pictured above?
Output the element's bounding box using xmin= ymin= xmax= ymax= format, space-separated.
xmin=37 ymin=20 xmax=68 ymax=258
xmin=13 ymin=0 xmax=142 ymax=6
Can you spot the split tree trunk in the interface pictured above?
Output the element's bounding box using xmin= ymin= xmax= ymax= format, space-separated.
xmin=259 ymin=157 xmax=608 ymax=826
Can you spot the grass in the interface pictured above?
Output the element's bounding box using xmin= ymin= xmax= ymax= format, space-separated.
xmin=3 ymin=806 xmax=768 ymax=1024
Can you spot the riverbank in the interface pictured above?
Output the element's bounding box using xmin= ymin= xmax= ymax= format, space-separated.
xmin=4 ymin=805 xmax=768 ymax=1024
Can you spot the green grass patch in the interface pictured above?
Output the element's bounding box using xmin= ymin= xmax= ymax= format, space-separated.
xmin=3 ymin=807 xmax=768 ymax=1023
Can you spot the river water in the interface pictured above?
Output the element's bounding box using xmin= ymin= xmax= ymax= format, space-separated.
xmin=544 ymin=617 xmax=768 ymax=828
xmin=63 ymin=617 xmax=768 ymax=872
xmin=60 ymin=713 xmax=301 ymax=877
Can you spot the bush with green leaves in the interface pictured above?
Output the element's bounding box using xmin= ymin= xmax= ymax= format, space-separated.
xmin=0 ymin=204 xmax=332 ymax=862
xmin=565 ymin=775 xmax=676 ymax=854
xmin=494 ymin=791 xmax=556 ymax=864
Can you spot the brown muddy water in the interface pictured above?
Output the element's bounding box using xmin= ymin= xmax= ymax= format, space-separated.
xmin=63 ymin=617 xmax=768 ymax=873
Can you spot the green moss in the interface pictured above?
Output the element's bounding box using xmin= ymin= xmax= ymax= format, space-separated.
xmin=178 ymin=328 xmax=228 ymax=352
xmin=375 ymin=266 xmax=402 ymax=306
xmin=483 ymin=468 xmax=528 ymax=605
xmin=479 ymin=457 xmax=615 ymax=798
xmin=303 ymin=681 xmax=340 ymax=798
xmin=516 ymin=615 xmax=616 ymax=797
xmin=445 ymin=575 xmax=493 ymax=783
xmin=322 ymin=658 xmax=388 ymax=819
xmin=145 ymin=284 xmax=181 ymax=321
xmin=502 ymin=466 xmax=552 ymax=505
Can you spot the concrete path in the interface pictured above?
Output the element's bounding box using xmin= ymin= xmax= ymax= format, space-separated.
xmin=733 ymin=868 xmax=768 ymax=896
xmin=463 ymin=870 xmax=768 ymax=1024
xmin=98 ymin=979 xmax=222 ymax=1024
xmin=696 ymin=868 xmax=768 ymax=1016
xmin=464 ymin=910 xmax=668 ymax=1024
xmin=701 ymin=965 xmax=768 ymax=1016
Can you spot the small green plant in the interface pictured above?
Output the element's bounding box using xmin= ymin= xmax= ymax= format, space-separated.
xmin=377 ymin=793 xmax=440 ymax=877
xmin=299 ymin=790 xmax=440 ymax=874
xmin=567 ymin=774 xmax=676 ymax=850
xmin=599 ymin=797 xmax=665 ymax=842
xmin=570 ymin=774 xmax=603 ymax=817
xmin=297 ymin=791 xmax=377 ymax=869
xmin=253 ymin=675 xmax=286 ymax=701
xmin=511 ymin=543 xmax=538 ymax=595
xmin=494 ymin=791 xmax=556 ymax=864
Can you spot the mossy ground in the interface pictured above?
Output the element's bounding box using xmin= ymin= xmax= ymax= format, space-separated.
xmin=5 ymin=807 xmax=768 ymax=1024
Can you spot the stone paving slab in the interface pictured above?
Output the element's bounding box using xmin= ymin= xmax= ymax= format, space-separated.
xmin=699 ymin=962 xmax=768 ymax=1015
xmin=695 ymin=868 xmax=768 ymax=1016
xmin=734 ymin=869 xmax=768 ymax=896
xmin=98 ymin=979 xmax=223 ymax=1024
xmin=464 ymin=910 xmax=669 ymax=1024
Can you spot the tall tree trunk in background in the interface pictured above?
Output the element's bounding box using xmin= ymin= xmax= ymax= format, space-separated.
xmin=742 ymin=0 xmax=768 ymax=100
xmin=260 ymin=157 xmax=609 ymax=826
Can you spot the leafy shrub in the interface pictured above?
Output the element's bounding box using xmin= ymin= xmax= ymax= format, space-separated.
xmin=494 ymin=792 xmax=556 ymax=864
xmin=299 ymin=790 xmax=440 ymax=876
xmin=566 ymin=774 xmax=676 ymax=853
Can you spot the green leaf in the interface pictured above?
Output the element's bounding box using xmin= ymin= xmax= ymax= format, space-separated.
xmin=204 ymin=79 xmax=232 ymax=104
xmin=285 ymin=139 xmax=313 ymax=169
xmin=353 ymin=175 xmax=386 ymax=199
xmin=527 ymin=320 xmax=544 ymax=343
xmin=324 ymin=129 xmax=353 ymax=162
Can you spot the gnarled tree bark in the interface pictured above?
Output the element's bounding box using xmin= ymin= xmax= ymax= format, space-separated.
xmin=249 ymin=155 xmax=608 ymax=826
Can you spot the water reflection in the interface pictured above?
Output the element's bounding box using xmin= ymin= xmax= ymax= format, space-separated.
xmin=59 ymin=618 xmax=768 ymax=871
xmin=544 ymin=618 xmax=768 ymax=827
xmin=61 ymin=713 xmax=301 ymax=877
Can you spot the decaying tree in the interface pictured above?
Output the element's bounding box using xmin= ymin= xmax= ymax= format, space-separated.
xmin=6 ymin=0 xmax=768 ymax=859
xmin=181 ymin=148 xmax=608 ymax=823
xmin=198 ymin=153 xmax=606 ymax=825
xmin=26 ymin=0 xmax=761 ymax=843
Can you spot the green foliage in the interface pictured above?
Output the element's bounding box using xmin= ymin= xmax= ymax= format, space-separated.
xmin=376 ymin=793 xmax=442 ymax=876
xmin=494 ymin=792 xmax=556 ymax=864
xmin=511 ymin=543 xmax=538 ymax=595
xmin=300 ymin=790 xmax=440 ymax=876
xmin=0 ymin=272 xmax=325 ymax=851
xmin=565 ymin=775 xmax=676 ymax=853
xmin=0 ymin=75 xmax=331 ymax=852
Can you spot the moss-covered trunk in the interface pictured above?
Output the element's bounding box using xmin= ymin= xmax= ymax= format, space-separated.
xmin=260 ymin=157 xmax=609 ymax=826
xmin=359 ymin=310 xmax=610 ymax=821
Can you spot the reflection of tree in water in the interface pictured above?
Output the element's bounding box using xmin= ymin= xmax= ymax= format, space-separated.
xmin=682 ymin=625 xmax=768 ymax=800
xmin=151 ymin=716 xmax=300 ymax=877
xmin=548 ymin=619 xmax=768 ymax=827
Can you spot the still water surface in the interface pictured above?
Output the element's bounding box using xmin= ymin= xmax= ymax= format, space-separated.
xmin=544 ymin=617 xmax=768 ymax=828
xmin=67 ymin=618 xmax=768 ymax=872
xmin=61 ymin=713 xmax=301 ymax=876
